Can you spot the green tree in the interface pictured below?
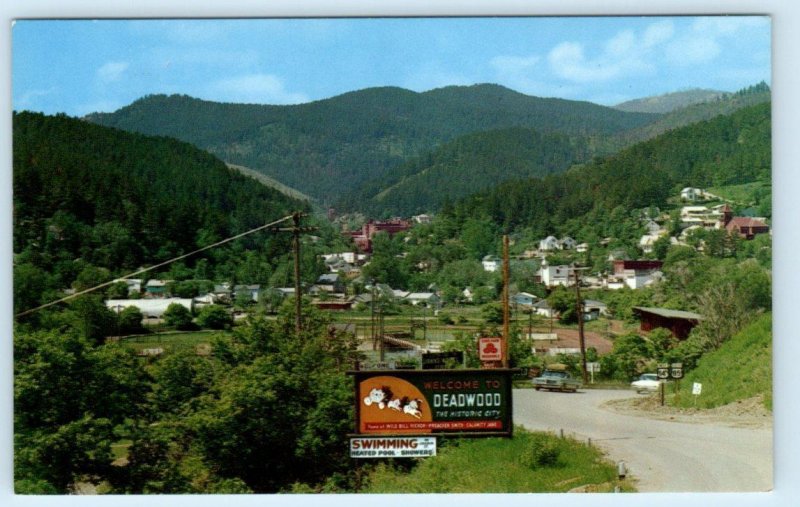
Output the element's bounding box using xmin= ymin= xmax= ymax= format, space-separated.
xmin=163 ymin=303 xmax=194 ymax=330
xmin=118 ymin=306 xmax=144 ymax=335
xmin=196 ymin=305 xmax=233 ymax=330
xmin=547 ymin=287 xmax=577 ymax=324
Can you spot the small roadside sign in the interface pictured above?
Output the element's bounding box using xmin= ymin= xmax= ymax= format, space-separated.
xmin=478 ymin=337 xmax=503 ymax=362
xmin=657 ymin=363 xmax=670 ymax=379
xmin=350 ymin=437 xmax=437 ymax=458
xmin=692 ymin=382 xmax=702 ymax=395
xmin=670 ymin=363 xmax=684 ymax=379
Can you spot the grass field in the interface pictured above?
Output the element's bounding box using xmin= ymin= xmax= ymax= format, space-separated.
xmin=359 ymin=428 xmax=635 ymax=493
xmin=118 ymin=330 xmax=232 ymax=354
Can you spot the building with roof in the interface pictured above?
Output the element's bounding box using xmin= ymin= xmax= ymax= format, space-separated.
xmin=717 ymin=204 xmax=770 ymax=239
xmin=632 ymin=306 xmax=703 ymax=340
xmin=105 ymin=298 xmax=194 ymax=319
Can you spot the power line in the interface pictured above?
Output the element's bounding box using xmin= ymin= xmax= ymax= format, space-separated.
xmin=15 ymin=214 xmax=296 ymax=318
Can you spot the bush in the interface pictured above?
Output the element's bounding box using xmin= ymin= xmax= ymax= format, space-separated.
xmin=163 ymin=303 xmax=194 ymax=330
xmin=521 ymin=433 xmax=561 ymax=469
xmin=196 ymin=305 xmax=233 ymax=330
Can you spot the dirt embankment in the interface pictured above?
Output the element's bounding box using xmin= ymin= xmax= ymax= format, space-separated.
xmin=603 ymin=394 xmax=772 ymax=429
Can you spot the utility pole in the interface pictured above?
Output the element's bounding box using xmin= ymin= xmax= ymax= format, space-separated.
xmin=271 ymin=211 xmax=317 ymax=337
xmin=573 ymin=266 xmax=590 ymax=384
xmin=502 ymin=235 xmax=510 ymax=369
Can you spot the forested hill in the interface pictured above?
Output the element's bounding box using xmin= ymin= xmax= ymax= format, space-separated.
xmin=613 ymin=82 xmax=770 ymax=148
xmin=613 ymin=88 xmax=726 ymax=113
xmin=446 ymin=101 xmax=770 ymax=236
xmin=83 ymin=84 xmax=659 ymax=201
xmin=13 ymin=112 xmax=307 ymax=309
xmin=342 ymin=127 xmax=594 ymax=217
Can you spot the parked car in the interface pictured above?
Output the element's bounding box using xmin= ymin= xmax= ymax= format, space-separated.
xmin=532 ymin=364 xmax=581 ymax=392
xmin=631 ymin=373 xmax=662 ymax=393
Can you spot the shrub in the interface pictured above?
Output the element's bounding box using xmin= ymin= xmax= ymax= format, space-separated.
xmin=163 ymin=303 xmax=194 ymax=330
xmin=196 ymin=304 xmax=233 ymax=330
xmin=521 ymin=433 xmax=561 ymax=469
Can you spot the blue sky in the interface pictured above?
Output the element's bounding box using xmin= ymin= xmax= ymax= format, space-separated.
xmin=12 ymin=16 xmax=771 ymax=117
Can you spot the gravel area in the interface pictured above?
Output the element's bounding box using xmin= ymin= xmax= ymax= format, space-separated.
xmin=603 ymin=394 xmax=772 ymax=429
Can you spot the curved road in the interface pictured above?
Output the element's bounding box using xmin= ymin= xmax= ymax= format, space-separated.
xmin=513 ymin=388 xmax=772 ymax=492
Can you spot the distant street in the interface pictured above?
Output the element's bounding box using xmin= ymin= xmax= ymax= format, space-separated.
xmin=513 ymin=389 xmax=773 ymax=492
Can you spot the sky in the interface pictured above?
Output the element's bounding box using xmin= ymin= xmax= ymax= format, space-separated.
xmin=12 ymin=15 xmax=771 ymax=117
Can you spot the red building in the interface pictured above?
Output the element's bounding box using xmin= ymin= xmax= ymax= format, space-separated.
xmin=719 ymin=204 xmax=770 ymax=239
xmin=632 ymin=306 xmax=703 ymax=340
xmin=348 ymin=219 xmax=411 ymax=252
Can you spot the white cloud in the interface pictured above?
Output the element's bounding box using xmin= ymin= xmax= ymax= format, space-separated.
xmin=544 ymin=20 xmax=678 ymax=84
xmin=547 ymin=39 xmax=651 ymax=83
xmin=205 ymin=74 xmax=309 ymax=105
xmin=665 ymin=16 xmax=769 ymax=66
xmin=665 ymin=37 xmax=721 ymax=65
xmin=97 ymin=61 xmax=129 ymax=83
xmin=643 ymin=20 xmax=675 ymax=48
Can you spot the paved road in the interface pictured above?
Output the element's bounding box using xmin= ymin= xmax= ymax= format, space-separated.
xmin=513 ymin=388 xmax=773 ymax=492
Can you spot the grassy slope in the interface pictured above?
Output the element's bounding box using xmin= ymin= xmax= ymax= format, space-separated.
xmin=360 ymin=429 xmax=635 ymax=493
xmin=677 ymin=313 xmax=772 ymax=410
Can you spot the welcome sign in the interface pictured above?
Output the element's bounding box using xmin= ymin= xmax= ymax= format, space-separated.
xmin=350 ymin=369 xmax=514 ymax=437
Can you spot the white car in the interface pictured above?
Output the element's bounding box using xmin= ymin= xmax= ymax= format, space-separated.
xmin=631 ymin=373 xmax=662 ymax=393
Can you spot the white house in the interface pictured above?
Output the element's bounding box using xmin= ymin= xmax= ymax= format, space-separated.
xmin=105 ymin=298 xmax=193 ymax=318
xmin=538 ymin=236 xmax=560 ymax=251
xmin=681 ymin=187 xmax=703 ymax=201
xmin=405 ymin=292 xmax=440 ymax=307
xmin=482 ymin=255 xmax=500 ymax=272
xmin=559 ymin=237 xmax=578 ymax=250
xmin=533 ymin=299 xmax=556 ymax=318
xmin=538 ymin=260 xmax=574 ymax=287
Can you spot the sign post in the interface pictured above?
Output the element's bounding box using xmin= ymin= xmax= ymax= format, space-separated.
xmin=586 ymin=362 xmax=600 ymax=384
xmin=692 ymin=382 xmax=702 ymax=407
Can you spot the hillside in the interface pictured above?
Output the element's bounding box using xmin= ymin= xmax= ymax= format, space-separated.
xmin=447 ymin=101 xmax=770 ymax=236
xmin=226 ymin=163 xmax=314 ymax=203
xmin=84 ymin=84 xmax=659 ymax=203
xmin=614 ymin=88 xmax=726 ymax=113
xmin=613 ymin=82 xmax=770 ymax=148
xmin=13 ymin=112 xmax=308 ymax=313
xmin=345 ymin=127 xmax=594 ymax=217
xmin=678 ymin=312 xmax=772 ymax=410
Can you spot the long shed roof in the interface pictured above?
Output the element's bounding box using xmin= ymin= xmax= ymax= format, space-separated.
xmin=633 ymin=306 xmax=703 ymax=320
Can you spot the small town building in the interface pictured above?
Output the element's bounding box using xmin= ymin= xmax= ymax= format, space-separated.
xmin=233 ymin=284 xmax=261 ymax=302
xmin=537 ymin=261 xmax=575 ymax=287
xmin=717 ymin=204 xmax=770 ymax=239
xmin=315 ymin=273 xmax=345 ymax=294
xmin=538 ymin=236 xmax=560 ymax=251
xmin=405 ymin=292 xmax=440 ymax=307
xmin=512 ymin=292 xmax=539 ymax=307
xmin=632 ymin=306 xmax=703 ymax=340
xmin=105 ymin=298 xmax=193 ymax=318
xmin=533 ymin=299 xmax=556 ymax=318
xmin=612 ymin=260 xmax=663 ymax=289
xmin=145 ymin=279 xmax=171 ymax=298
xmin=482 ymin=255 xmax=500 ymax=272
